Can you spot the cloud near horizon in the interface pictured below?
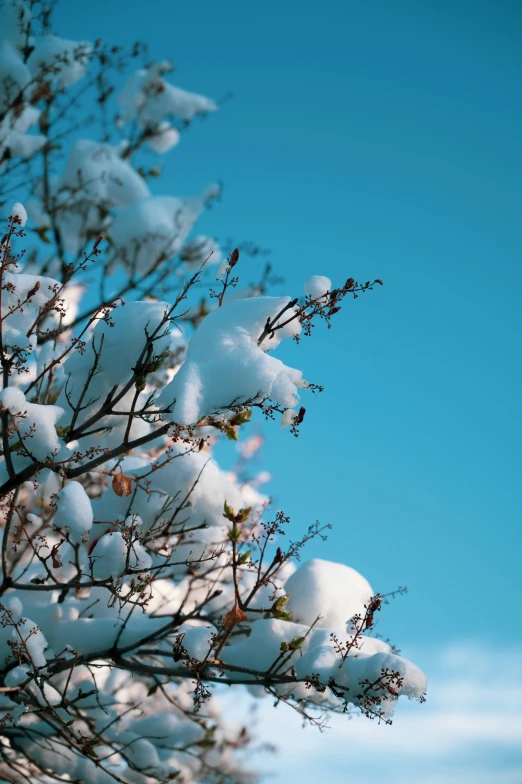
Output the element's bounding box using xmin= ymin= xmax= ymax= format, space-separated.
xmin=221 ymin=641 xmax=522 ymax=784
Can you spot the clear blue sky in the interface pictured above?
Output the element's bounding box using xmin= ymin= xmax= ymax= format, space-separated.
xmin=57 ymin=0 xmax=522 ymax=661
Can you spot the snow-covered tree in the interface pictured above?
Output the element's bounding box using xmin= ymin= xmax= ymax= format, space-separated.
xmin=0 ymin=2 xmax=426 ymax=781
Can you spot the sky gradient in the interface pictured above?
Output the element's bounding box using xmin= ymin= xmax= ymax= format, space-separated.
xmin=56 ymin=1 xmax=522 ymax=780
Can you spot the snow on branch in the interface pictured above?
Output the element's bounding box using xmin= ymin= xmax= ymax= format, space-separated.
xmin=0 ymin=2 xmax=423 ymax=782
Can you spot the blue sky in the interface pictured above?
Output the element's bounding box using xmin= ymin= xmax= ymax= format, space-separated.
xmin=56 ymin=1 xmax=522 ymax=780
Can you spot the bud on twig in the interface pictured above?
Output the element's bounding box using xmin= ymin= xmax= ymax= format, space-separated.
xmin=223 ymin=500 xmax=236 ymax=522
xmin=27 ymin=281 xmax=41 ymax=299
xmin=235 ymin=507 xmax=252 ymax=523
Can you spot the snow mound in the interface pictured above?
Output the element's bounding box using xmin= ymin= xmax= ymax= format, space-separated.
xmin=28 ymin=35 xmax=91 ymax=87
xmin=160 ymin=296 xmax=306 ymax=425
xmin=110 ymin=192 xmax=211 ymax=274
xmin=294 ymin=645 xmax=426 ymax=709
xmin=119 ymin=61 xmax=217 ymax=153
xmin=53 ymin=481 xmax=93 ymax=545
xmin=0 ymin=269 xmax=61 ymax=354
xmin=58 ymin=139 xmax=150 ymax=208
xmin=284 ymin=558 xmax=374 ymax=629
xmin=0 ymin=387 xmax=67 ymax=461
xmin=304 ymin=275 xmax=331 ymax=299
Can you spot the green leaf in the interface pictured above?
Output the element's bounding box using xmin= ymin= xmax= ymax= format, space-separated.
xmin=227 ymin=523 xmax=241 ymax=542
xmin=224 ymin=423 xmax=238 ymax=441
xmin=273 ymin=610 xmax=293 ymax=621
xmin=235 ymin=507 xmax=252 ymax=523
xmin=196 ymin=738 xmax=216 ymax=748
xmin=230 ymin=409 xmax=252 ymax=427
xmin=223 ymin=500 xmax=236 ymax=522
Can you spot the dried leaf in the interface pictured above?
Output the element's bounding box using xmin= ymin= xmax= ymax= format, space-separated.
xmin=50 ymin=544 xmax=62 ymax=569
xmin=112 ymin=469 xmax=133 ymax=497
xmin=223 ymin=603 xmax=247 ymax=629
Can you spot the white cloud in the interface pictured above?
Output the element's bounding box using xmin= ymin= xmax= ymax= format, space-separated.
xmin=220 ymin=641 xmax=522 ymax=783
